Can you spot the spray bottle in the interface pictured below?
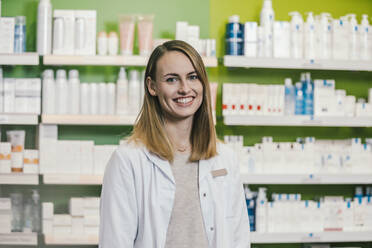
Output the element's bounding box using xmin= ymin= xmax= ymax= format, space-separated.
xmin=289 ymin=11 xmax=303 ymax=59
xmin=347 ymin=14 xmax=359 ymax=60
xmin=304 ymin=12 xmax=315 ymax=60
xmin=260 ymin=0 xmax=275 ymax=57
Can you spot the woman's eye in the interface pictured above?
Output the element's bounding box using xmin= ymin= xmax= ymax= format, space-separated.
xmin=166 ymin=77 xmax=178 ymax=83
xmin=189 ymin=74 xmax=198 ymax=80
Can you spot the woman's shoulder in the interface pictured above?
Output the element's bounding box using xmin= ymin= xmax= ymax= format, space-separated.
xmin=114 ymin=140 xmax=147 ymax=164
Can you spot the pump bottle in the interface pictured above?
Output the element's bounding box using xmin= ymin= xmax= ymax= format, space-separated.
xmin=304 ymin=12 xmax=315 ymax=60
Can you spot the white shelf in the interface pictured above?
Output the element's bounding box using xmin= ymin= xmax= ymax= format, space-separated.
xmin=43 ymin=174 xmax=103 ymax=185
xmin=250 ymin=231 xmax=372 ymax=243
xmin=241 ymin=174 xmax=372 ymax=184
xmin=42 ymin=114 xmax=136 ymax=125
xmin=43 ymin=55 xmax=218 ymax=67
xmin=224 ymin=55 xmax=372 ymax=71
xmin=0 ymin=173 xmax=39 ymax=185
xmin=0 ymin=53 xmax=39 ymax=65
xmin=0 ymin=232 xmax=38 ymax=245
xmin=0 ymin=113 xmax=39 ymax=125
xmin=44 ymin=234 xmax=98 ymax=245
xmin=224 ymin=115 xmax=372 ymax=127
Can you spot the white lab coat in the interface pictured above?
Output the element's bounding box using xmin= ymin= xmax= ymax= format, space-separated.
xmin=99 ymin=142 xmax=250 ymax=248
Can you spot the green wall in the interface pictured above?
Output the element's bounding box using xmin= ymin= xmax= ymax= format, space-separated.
xmin=1 ymin=0 xmax=372 ymax=247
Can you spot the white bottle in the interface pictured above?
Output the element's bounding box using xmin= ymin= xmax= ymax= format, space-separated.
xmin=347 ymin=14 xmax=359 ymax=60
xmin=304 ymin=12 xmax=316 ymax=60
xmin=97 ymin=31 xmax=108 ymax=56
xmin=316 ymin=13 xmax=332 ymax=60
xmin=52 ymin=17 xmax=64 ymax=54
xmin=116 ymin=67 xmax=128 ymax=115
xmin=128 ymin=70 xmax=141 ymax=116
xmin=255 ymin=187 xmax=268 ymax=233
xmin=80 ymin=83 xmax=90 ymax=115
xmin=260 ymin=0 xmax=275 ymax=58
xmin=106 ymin=82 xmax=116 ymax=115
xmin=359 ymin=14 xmax=370 ymax=60
xmin=289 ymin=11 xmax=303 ymax=59
xmin=42 ymin=69 xmax=55 ymax=114
xmin=333 ymin=17 xmax=349 ymax=60
xmin=90 ymin=83 xmax=99 ymax=115
xmin=98 ymin=82 xmax=107 ymax=115
xmin=68 ymin=70 xmax=80 ymax=114
xmin=37 ymin=0 xmax=52 ymax=55
xmin=108 ymin=32 xmax=119 ymax=56
xmin=55 ymin=69 xmax=68 ymax=114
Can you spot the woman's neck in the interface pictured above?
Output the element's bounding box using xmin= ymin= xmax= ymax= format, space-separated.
xmin=164 ymin=117 xmax=193 ymax=152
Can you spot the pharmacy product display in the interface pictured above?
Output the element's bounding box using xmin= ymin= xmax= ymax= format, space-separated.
xmin=52 ymin=9 xmax=97 ymax=55
xmin=0 ymin=15 xmax=27 ymax=53
xmin=39 ymin=124 xmax=116 ymax=175
xmin=176 ymin=21 xmax=217 ymax=57
xmin=0 ymin=68 xmax=41 ymax=114
xmin=0 ymin=190 xmax=40 ymax=234
xmin=222 ymin=72 xmax=372 ymax=117
xmin=225 ymin=136 xmax=372 ymax=174
xmin=226 ymin=0 xmax=371 ymax=61
xmin=245 ymin=186 xmax=372 ymax=233
xmin=42 ymin=197 xmax=99 ymax=236
xmin=0 ymin=130 xmax=39 ymax=174
xmin=42 ymin=67 xmax=143 ymax=116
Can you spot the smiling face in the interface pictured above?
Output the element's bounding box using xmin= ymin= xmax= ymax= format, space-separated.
xmin=147 ymin=51 xmax=204 ymax=122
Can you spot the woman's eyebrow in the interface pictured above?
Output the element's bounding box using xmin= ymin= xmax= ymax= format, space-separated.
xmin=187 ymin=71 xmax=197 ymax=75
xmin=163 ymin=73 xmax=179 ymax=77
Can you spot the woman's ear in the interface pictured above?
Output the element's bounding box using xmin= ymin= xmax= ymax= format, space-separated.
xmin=147 ymin=76 xmax=157 ymax=96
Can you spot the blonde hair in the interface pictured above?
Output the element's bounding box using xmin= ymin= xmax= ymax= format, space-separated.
xmin=127 ymin=40 xmax=217 ymax=162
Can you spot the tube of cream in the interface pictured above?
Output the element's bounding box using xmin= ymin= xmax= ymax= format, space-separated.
xmin=137 ymin=14 xmax=154 ymax=56
xmin=119 ymin=15 xmax=135 ymax=55
xmin=6 ymin=130 xmax=26 ymax=152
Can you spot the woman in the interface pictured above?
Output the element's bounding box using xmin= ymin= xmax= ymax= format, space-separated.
xmin=99 ymin=40 xmax=250 ymax=248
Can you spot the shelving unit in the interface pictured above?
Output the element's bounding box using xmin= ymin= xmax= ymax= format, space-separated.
xmin=250 ymin=232 xmax=372 ymax=244
xmin=223 ymin=115 xmax=372 ymax=127
xmin=0 ymin=173 xmax=39 ymax=185
xmin=241 ymin=174 xmax=372 ymax=184
xmin=0 ymin=114 xmax=39 ymax=125
xmin=0 ymin=53 xmax=39 ymax=65
xmin=43 ymin=174 xmax=103 ymax=185
xmin=43 ymin=55 xmax=218 ymax=67
xmin=44 ymin=234 xmax=98 ymax=245
xmin=223 ymin=56 xmax=372 ymax=71
xmin=41 ymin=114 xmax=136 ymax=126
xmin=0 ymin=233 xmax=38 ymax=245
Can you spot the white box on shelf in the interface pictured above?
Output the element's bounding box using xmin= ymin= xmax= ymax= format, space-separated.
xmin=23 ymin=149 xmax=39 ymax=174
xmin=80 ymin=141 xmax=94 ymax=174
xmin=83 ymin=215 xmax=99 ymax=226
xmin=0 ymin=142 xmax=11 ymax=173
xmin=244 ymin=22 xmax=258 ymax=57
xmin=38 ymin=124 xmax=58 ymax=174
xmin=57 ymin=140 xmax=81 ymax=174
xmin=53 ymin=10 xmax=75 ymax=55
xmin=53 ymin=214 xmax=72 ymax=226
xmin=69 ymin=197 xmax=84 ymax=217
xmin=71 ymin=216 xmax=84 ymax=234
xmin=84 ymin=226 xmax=99 ymax=235
xmin=83 ymin=197 xmax=100 ymax=209
xmin=83 ymin=208 xmax=99 ymax=217
xmin=0 ymin=198 xmax=11 ymax=210
xmin=93 ymin=145 xmax=116 ymax=175
xmin=42 ymin=202 xmax=54 ymax=219
xmin=0 ymin=77 xmax=3 ymax=112
xmin=74 ymin=10 xmax=96 ymax=55
xmin=273 ymin=21 xmax=290 ymax=58
xmin=0 ymin=18 xmax=15 ymax=53
xmin=43 ymin=219 xmax=53 ymax=234
xmin=53 ymin=225 xmax=72 ymax=234
xmin=3 ymin=78 xmax=16 ymax=113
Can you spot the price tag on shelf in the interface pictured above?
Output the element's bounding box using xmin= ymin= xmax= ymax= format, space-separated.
xmin=301 ymin=233 xmax=321 ymax=242
xmin=0 ymin=115 xmax=9 ymax=123
xmin=301 ymin=174 xmax=321 ymax=183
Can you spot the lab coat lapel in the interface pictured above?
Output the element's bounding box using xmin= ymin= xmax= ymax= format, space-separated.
xmin=142 ymin=147 xmax=175 ymax=184
xmin=199 ymin=157 xmax=214 ymax=183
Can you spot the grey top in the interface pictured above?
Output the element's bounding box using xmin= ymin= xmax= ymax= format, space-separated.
xmin=164 ymin=152 xmax=209 ymax=248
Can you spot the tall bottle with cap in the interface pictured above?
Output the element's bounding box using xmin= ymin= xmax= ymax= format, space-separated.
xmin=304 ymin=12 xmax=315 ymax=60
xmin=315 ymin=13 xmax=332 ymax=60
xmin=37 ymin=0 xmax=52 ymax=55
xmin=128 ymin=70 xmax=141 ymax=115
xmin=116 ymin=67 xmax=128 ymax=115
xmin=347 ymin=14 xmax=358 ymax=60
xmin=260 ymin=0 xmax=275 ymax=57
xmin=289 ymin=11 xmax=303 ymax=59
xmin=226 ymin=15 xmax=243 ymax=55
xmin=284 ymin=78 xmax=295 ymax=115
xmin=42 ymin=69 xmax=55 ymax=114
xmin=255 ymin=187 xmax=268 ymax=232
xmin=55 ymin=69 xmax=68 ymax=114
xmin=68 ymin=70 xmax=80 ymax=114
xmin=31 ymin=190 xmax=40 ymax=232
xmin=360 ymin=15 xmax=370 ymax=60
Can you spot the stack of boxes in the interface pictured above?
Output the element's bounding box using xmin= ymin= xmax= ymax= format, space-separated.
xmin=0 ymin=198 xmax=12 ymax=233
xmin=42 ymin=197 xmax=100 ymax=236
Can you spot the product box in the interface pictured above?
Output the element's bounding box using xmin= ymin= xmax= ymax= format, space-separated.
xmin=57 ymin=140 xmax=81 ymax=174
xmin=0 ymin=142 xmax=11 ymax=173
xmin=80 ymin=141 xmax=94 ymax=174
xmin=314 ymin=79 xmax=336 ymax=116
xmin=74 ymin=10 xmax=97 ymax=55
xmin=176 ymin=21 xmax=188 ymax=41
xmin=23 ymin=149 xmax=39 ymax=174
xmin=42 ymin=202 xmax=54 ymax=219
xmin=273 ymin=21 xmax=290 ymax=58
xmin=53 ymin=214 xmax=72 ymax=226
xmin=0 ymin=18 xmax=15 ymax=53
xmin=38 ymin=124 xmax=58 ymax=174
xmin=69 ymin=197 xmax=84 ymax=217
xmin=42 ymin=219 xmax=53 ymax=234
xmin=0 ymin=77 xmax=3 ymax=112
xmin=93 ymin=145 xmax=117 ymax=175
xmin=3 ymin=78 xmax=16 ymax=113
xmin=53 ymin=10 xmax=75 ymax=55
xmin=244 ymin=22 xmax=258 ymax=57
xmin=71 ymin=217 xmax=84 ymax=234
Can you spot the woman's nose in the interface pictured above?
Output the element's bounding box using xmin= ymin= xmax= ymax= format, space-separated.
xmin=178 ymin=79 xmax=191 ymax=93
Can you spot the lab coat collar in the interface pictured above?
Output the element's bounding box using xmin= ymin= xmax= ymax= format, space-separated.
xmin=141 ymin=146 xmax=214 ymax=184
